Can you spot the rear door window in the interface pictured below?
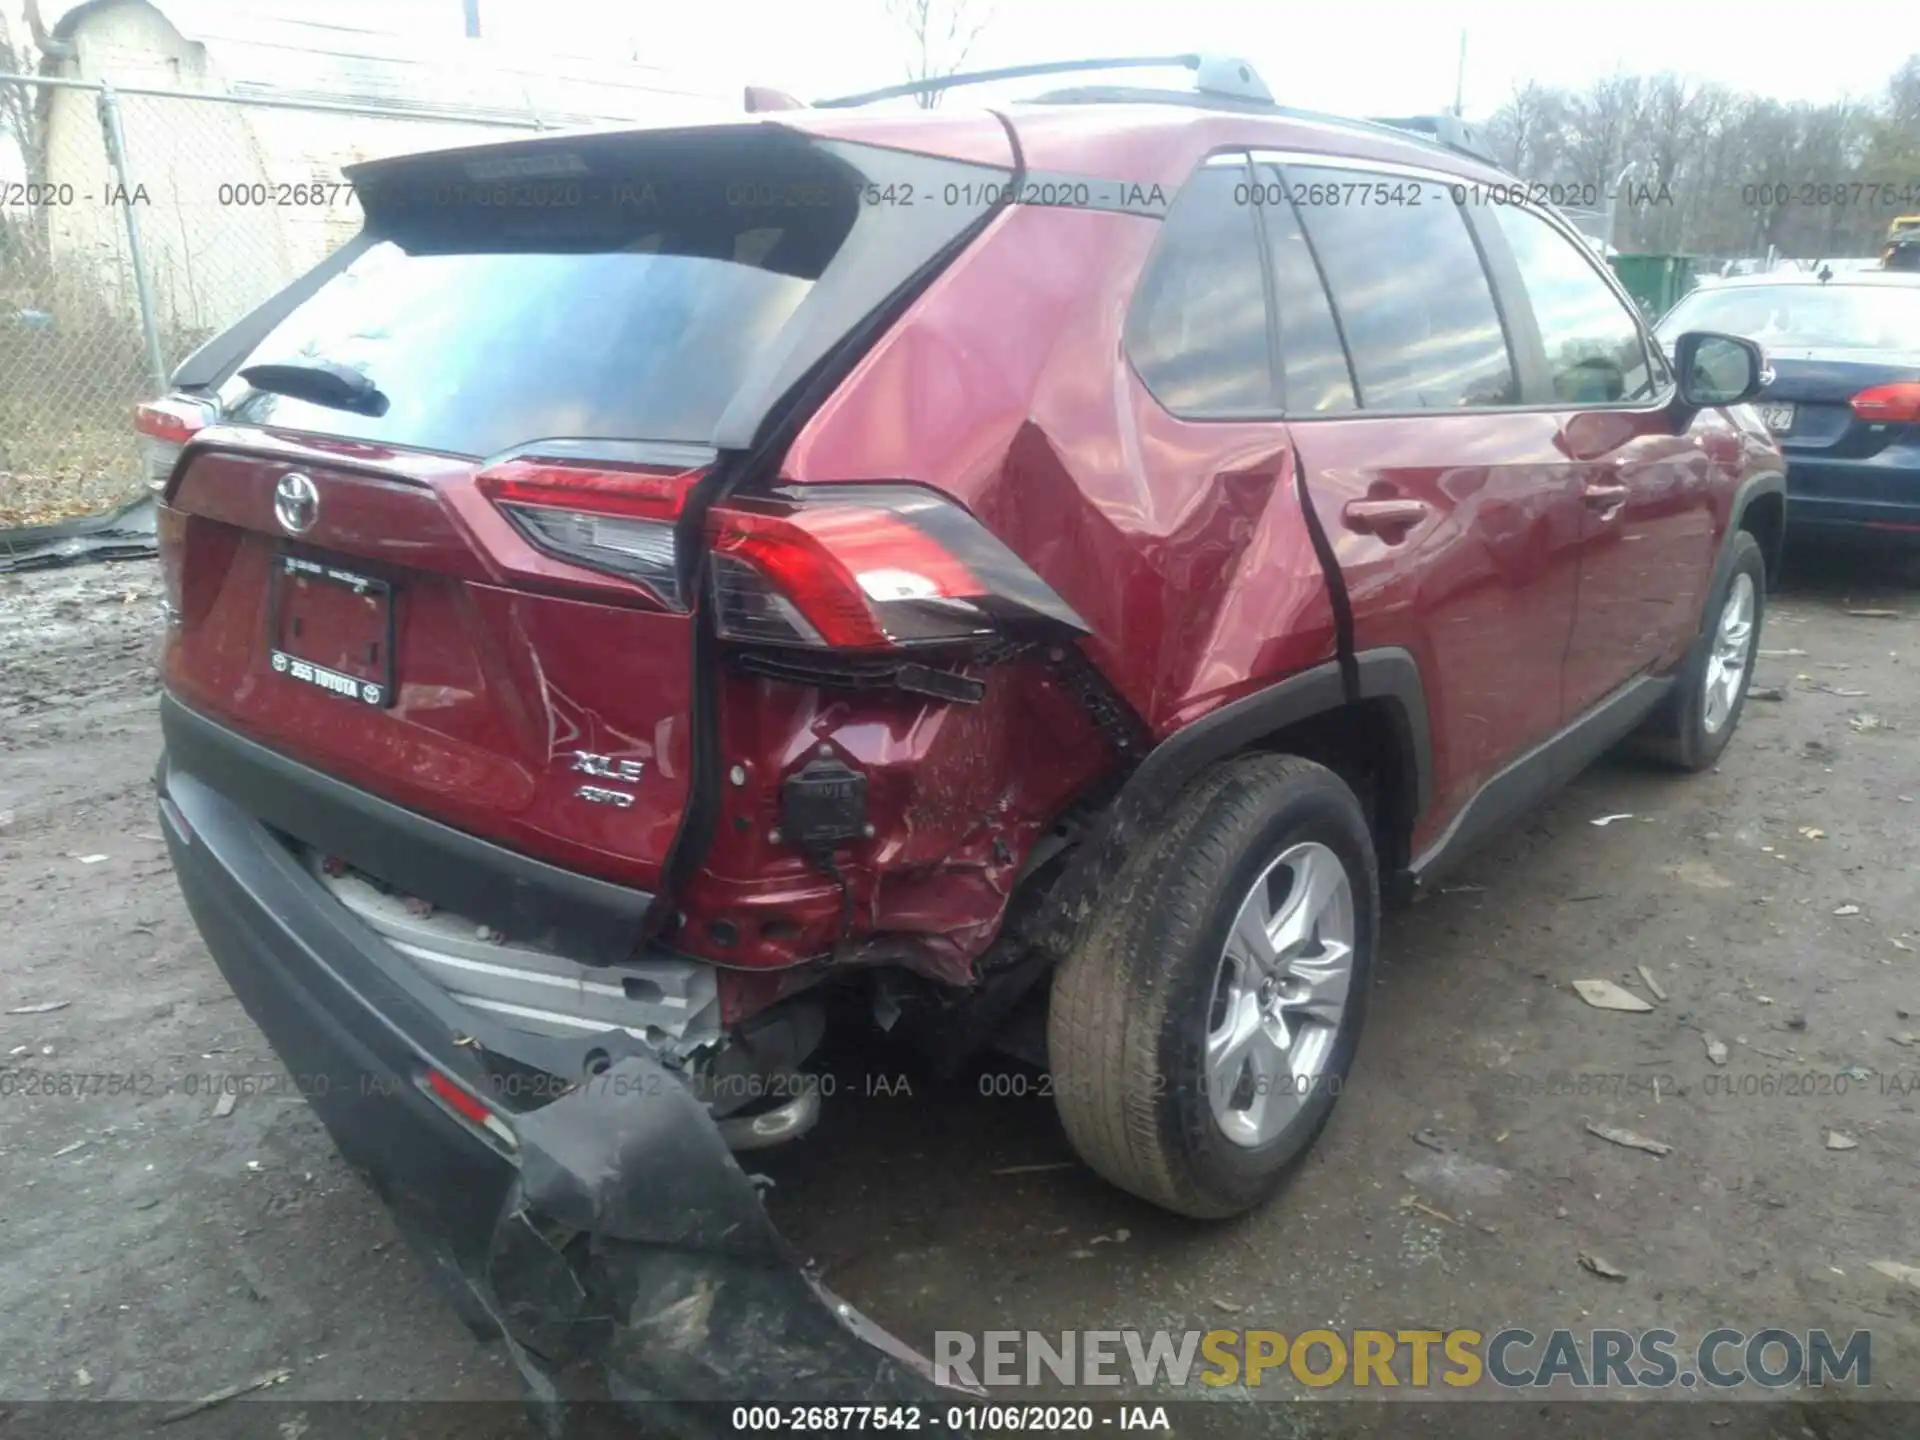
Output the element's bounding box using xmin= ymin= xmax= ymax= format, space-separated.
xmin=1251 ymin=168 xmax=1357 ymax=414
xmin=213 ymin=130 xmax=1011 ymax=457
xmin=1285 ymin=167 xmax=1517 ymax=410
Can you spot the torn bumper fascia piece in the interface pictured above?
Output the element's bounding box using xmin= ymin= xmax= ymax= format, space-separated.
xmin=483 ymin=1054 xmax=976 ymax=1427
xmin=0 ymin=493 xmax=158 ymax=573
xmin=156 ymin=744 xmax=974 ymax=1436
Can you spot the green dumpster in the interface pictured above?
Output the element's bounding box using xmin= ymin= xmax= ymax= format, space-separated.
xmin=1608 ymin=254 xmax=1699 ymax=320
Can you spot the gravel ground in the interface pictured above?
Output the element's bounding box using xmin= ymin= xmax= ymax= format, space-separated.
xmin=1 ymin=544 xmax=1917 ymax=1440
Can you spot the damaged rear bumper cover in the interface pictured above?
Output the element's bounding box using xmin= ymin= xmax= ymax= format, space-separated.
xmin=156 ymin=715 xmax=967 ymax=1427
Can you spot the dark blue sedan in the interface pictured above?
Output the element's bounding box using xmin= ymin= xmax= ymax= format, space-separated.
xmin=1656 ymin=272 xmax=1920 ymax=539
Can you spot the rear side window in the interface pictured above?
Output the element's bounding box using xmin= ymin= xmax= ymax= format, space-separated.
xmin=1125 ymin=163 xmax=1275 ymax=418
xmin=1488 ymin=202 xmax=1655 ymax=403
xmin=1287 ymin=168 xmax=1516 ymax=410
xmin=1253 ymin=169 xmax=1356 ymax=414
xmin=214 ymin=131 xmax=1009 ymax=457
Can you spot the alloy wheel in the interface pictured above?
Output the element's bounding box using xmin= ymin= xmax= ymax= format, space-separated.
xmin=1204 ymin=841 xmax=1356 ymax=1148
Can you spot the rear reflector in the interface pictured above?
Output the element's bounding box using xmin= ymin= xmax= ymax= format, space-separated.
xmin=477 ymin=456 xmax=706 ymax=608
xmin=1850 ymin=383 xmax=1920 ymax=423
xmin=422 ymin=1067 xmax=516 ymax=1148
xmin=134 ymin=397 xmax=213 ymax=495
xmin=707 ymin=484 xmax=1088 ymax=651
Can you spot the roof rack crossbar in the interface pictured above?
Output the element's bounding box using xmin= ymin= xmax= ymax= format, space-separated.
xmin=1365 ymin=114 xmax=1500 ymax=168
xmin=814 ymin=54 xmax=1273 ymax=110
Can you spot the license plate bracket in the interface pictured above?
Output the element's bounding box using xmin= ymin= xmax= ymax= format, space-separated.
xmin=1760 ymin=402 xmax=1796 ymax=435
xmin=268 ymin=554 xmax=395 ymax=708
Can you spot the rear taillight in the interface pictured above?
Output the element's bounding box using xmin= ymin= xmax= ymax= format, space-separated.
xmin=156 ymin=502 xmax=187 ymax=625
xmin=1851 ymin=383 xmax=1920 ymax=423
xmin=476 ymin=456 xmax=706 ymax=608
xmin=707 ymin=484 xmax=1088 ymax=651
xmin=134 ymin=397 xmax=212 ymax=494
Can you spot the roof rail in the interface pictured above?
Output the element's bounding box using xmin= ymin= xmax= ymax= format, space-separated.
xmin=814 ymin=54 xmax=1273 ymax=110
xmin=1366 ymin=114 xmax=1500 ymax=168
xmin=1022 ymin=84 xmax=1280 ymax=114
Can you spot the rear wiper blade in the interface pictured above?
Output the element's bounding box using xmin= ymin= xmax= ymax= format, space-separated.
xmin=238 ymin=359 xmax=390 ymax=417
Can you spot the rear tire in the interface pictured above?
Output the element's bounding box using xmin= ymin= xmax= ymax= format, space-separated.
xmin=1047 ymin=754 xmax=1378 ymax=1218
xmin=1639 ymin=530 xmax=1766 ymax=771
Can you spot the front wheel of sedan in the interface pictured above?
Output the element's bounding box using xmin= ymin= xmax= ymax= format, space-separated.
xmin=1047 ymin=754 xmax=1379 ymax=1218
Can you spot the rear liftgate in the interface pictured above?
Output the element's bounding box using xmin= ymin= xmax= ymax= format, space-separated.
xmin=405 ymin=164 xmax=1006 ymax=1434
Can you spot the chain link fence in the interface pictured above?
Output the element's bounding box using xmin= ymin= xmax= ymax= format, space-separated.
xmin=1 ymin=75 xmax=547 ymax=528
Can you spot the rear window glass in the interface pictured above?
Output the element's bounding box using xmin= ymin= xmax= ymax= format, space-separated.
xmin=1655 ymin=284 xmax=1920 ymax=353
xmin=216 ymin=132 xmax=1006 ymax=456
xmin=221 ymin=240 xmax=821 ymax=456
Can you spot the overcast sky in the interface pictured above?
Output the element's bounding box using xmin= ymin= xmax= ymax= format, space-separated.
xmin=476 ymin=0 xmax=1913 ymax=117
xmin=13 ymin=0 xmax=1913 ymax=116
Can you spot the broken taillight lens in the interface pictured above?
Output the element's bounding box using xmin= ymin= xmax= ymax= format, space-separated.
xmin=476 ymin=456 xmax=707 ymax=609
xmin=707 ymin=484 xmax=1088 ymax=651
xmin=134 ymin=397 xmax=213 ymax=495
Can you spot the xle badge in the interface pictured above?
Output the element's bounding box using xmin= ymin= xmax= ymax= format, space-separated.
xmin=571 ymin=752 xmax=642 ymax=808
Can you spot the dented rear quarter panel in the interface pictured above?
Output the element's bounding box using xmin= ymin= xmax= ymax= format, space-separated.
xmin=680 ymin=200 xmax=1339 ymax=981
xmin=782 ymin=201 xmax=1338 ymax=729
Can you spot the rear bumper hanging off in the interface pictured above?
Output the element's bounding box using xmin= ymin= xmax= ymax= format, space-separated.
xmin=156 ymin=706 xmax=970 ymax=1434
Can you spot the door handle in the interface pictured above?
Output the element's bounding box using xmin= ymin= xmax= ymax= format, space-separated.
xmin=1582 ymin=483 xmax=1629 ymax=516
xmin=1341 ymin=498 xmax=1431 ymax=539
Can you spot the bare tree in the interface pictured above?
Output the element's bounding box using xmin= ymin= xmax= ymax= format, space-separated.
xmin=1630 ymin=74 xmax=1701 ymax=250
xmin=0 ymin=12 xmax=40 ymax=171
xmin=1562 ymin=74 xmax=1644 ymax=192
xmin=1886 ymin=55 xmax=1920 ymax=131
xmin=1483 ymin=81 xmax=1555 ymax=173
xmin=1480 ymin=53 xmax=1920 ymax=259
xmin=885 ymin=0 xmax=994 ymax=108
xmin=0 ymin=7 xmax=49 ymax=267
xmin=1861 ymin=56 xmax=1920 ymax=238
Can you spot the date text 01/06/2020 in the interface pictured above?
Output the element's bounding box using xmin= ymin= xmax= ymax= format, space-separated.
xmin=0 ymin=1068 xmax=407 ymax=1100
xmin=728 ymin=1406 xmax=1169 ymax=1433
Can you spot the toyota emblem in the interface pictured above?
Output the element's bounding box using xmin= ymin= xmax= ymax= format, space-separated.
xmin=274 ymin=472 xmax=319 ymax=534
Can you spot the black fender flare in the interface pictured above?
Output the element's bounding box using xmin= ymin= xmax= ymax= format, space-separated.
xmin=1638 ymin=468 xmax=1783 ymax=740
xmin=1033 ymin=648 xmax=1431 ymax=962
xmin=1724 ymin=468 xmax=1787 ymax=586
xmin=1685 ymin=469 xmax=1785 ymax=668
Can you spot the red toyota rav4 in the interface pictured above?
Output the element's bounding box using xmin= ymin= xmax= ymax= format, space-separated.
xmin=146 ymin=56 xmax=1783 ymax=1415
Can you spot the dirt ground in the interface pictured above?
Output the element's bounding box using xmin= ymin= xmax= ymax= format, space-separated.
xmin=2 ymin=543 xmax=1917 ymax=1439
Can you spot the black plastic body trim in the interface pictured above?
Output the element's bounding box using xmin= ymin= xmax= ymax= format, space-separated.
xmin=1035 ymin=649 xmax=1430 ymax=961
xmin=1352 ymin=650 xmax=1433 ymax=818
xmin=1630 ymin=464 xmax=1788 ymax=735
xmin=1723 ymin=469 xmax=1789 ymax=588
xmin=1408 ymin=671 xmax=1673 ymax=886
xmin=160 ymin=694 xmax=654 ymax=965
xmin=1397 ymin=466 xmax=1778 ymax=891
